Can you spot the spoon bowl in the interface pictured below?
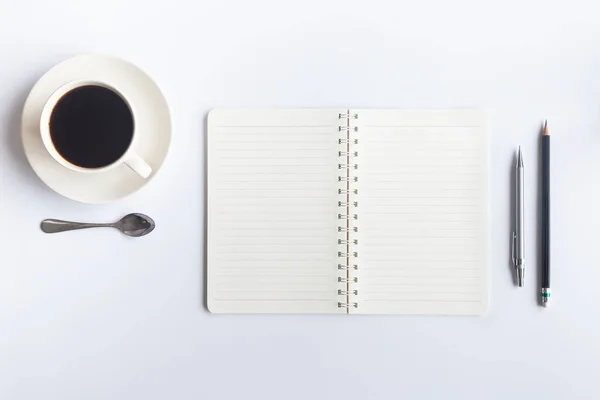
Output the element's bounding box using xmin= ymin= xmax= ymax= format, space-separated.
xmin=115 ymin=213 xmax=155 ymax=237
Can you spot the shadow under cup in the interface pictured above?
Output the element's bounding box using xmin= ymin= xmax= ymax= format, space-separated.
xmin=48 ymin=84 xmax=134 ymax=169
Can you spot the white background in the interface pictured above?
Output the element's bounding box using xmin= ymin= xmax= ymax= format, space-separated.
xmin=0 ymin=0 xmax=598 ymax=399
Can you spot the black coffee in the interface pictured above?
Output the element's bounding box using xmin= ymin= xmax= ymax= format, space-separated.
xmin=49 ymin=85 xmax=134 ymax=169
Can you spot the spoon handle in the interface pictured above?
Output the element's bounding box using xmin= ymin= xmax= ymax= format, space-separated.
xmin=40 ymin=219 xmax=114 ymax=234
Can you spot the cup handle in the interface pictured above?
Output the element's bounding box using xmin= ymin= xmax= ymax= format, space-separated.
xmin=124 ymin=152 xmax=152 ymax=178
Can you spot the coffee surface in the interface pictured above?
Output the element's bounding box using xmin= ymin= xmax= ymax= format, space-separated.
xmin=49 ymin=85 xmax=134 ymax=168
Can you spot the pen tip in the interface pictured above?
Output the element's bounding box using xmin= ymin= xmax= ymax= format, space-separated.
xmin=517 ymin=146 xmax=523 ymax=167
xmin=516 ymin=268 xmax=524 ymax=287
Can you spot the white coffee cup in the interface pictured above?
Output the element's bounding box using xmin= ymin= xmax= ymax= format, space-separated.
xmin=39 ymin=80 xmax=152 ymax=178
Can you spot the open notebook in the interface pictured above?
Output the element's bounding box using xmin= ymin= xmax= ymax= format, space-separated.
xmin=207 ymin=109 xmax=489 ymax=315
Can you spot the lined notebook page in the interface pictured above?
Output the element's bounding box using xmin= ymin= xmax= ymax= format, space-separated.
xmin=352 ymin=110 xmax=489 ymax=315
xmin=207 ymin=109 xmax=344 ymax=313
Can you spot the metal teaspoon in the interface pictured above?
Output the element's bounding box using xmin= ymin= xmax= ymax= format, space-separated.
xmin=41 ymin=213 xmax=155 ymax=237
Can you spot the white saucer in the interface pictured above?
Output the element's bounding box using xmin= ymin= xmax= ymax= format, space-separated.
xmin=21 ymin=55 xmax=171 ymax=203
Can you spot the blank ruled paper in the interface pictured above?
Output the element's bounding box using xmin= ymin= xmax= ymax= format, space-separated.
xmin=207 ymin=109 xmax=344 ymax=313
xmin=352 ymin=110 xmax=489 ymax=315
xmin=208 ymin=109 xmax=489 ymax=315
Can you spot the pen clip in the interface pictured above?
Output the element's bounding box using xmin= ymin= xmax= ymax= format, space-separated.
xmin=511 ymin=232 xmax=516 ymax=266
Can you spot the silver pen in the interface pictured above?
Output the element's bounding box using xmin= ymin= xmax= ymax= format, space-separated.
xmin=512 ymin=147 xmax=525 ymax=286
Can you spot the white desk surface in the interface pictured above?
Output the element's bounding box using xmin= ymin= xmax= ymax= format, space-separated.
xmin=0 ymin=0 xmax=598 ymax=399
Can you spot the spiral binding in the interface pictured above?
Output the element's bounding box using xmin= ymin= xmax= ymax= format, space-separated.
xmin=337 ymin=110 xmax=359 ymax=311
xmin=338 ymin=289 xmax=359 ymax=295
xmin=338 ymin=189 xmax=358 ymax=195
xmin=338 ymin=138 xmax=358 ymax=144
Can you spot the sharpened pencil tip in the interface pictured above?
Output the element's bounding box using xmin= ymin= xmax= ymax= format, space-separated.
xmin=543 ymin=120 xmax=550 ymax=136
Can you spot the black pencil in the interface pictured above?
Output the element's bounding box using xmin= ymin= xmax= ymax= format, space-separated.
xmin=541 ymin=120 xmax=551 ymax=307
